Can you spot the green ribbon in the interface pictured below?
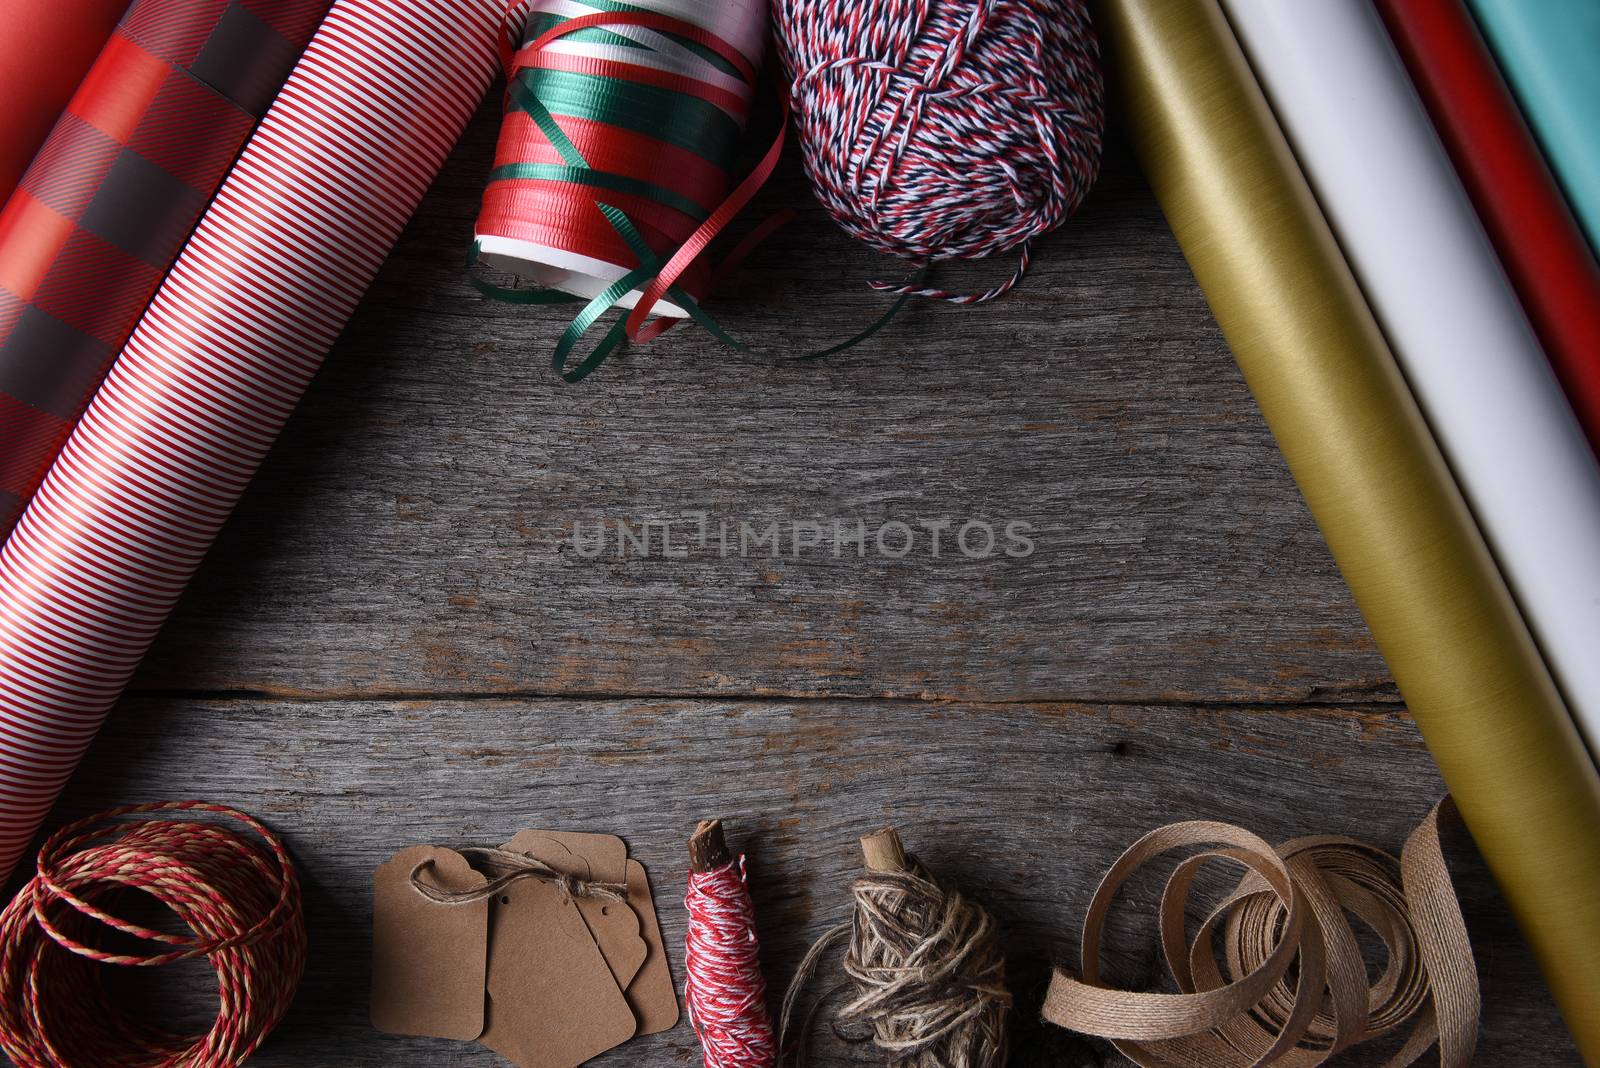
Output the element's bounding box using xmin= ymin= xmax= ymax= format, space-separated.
xmin=515 ymin=67 xmax=741 ymax=164
xmin=488 ymin=162 xmax=709 ymax=221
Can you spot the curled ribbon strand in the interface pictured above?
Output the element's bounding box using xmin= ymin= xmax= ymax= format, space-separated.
xmin=1042 ymin=799 xmax=1479 ymax=1067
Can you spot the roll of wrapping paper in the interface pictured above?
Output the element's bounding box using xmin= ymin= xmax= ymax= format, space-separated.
xmin=0 ymin=0 xmax=328 ymax=539
xmin=0 ymin=0 xmax=506 ymax=884
xmin=1377 ymin=0 xmax=1600 ymax=456
xmin=1220 ymin=0 xmax=1600 ymax=758
xmin=0 ymin=0 xmax=129 ymax=203
xmin=1467 ymin=0 xmax=1600 ymax=258
xmin=1088 ymin=0 xmax=1600 ymax=1058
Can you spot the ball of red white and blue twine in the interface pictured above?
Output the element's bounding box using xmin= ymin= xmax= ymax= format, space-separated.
xmin=772 ymin=0 xmax=1106 ymax=303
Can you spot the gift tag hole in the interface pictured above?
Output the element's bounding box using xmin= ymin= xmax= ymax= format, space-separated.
xmin=501 ymin=896 xmax=511 ymax=905
xmin=601 ymin=906 xmax=610 ymax=915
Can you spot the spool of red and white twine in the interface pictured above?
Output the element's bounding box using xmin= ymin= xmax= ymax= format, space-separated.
xmin=0 ymin=802 xmax=306 ymax=1068
xmin=684 ymin=820 xmax=777 ymax=1068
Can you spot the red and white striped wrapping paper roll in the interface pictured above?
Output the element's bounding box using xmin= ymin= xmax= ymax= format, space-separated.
xmin=0 ymin=0 xmax=505 ymax=882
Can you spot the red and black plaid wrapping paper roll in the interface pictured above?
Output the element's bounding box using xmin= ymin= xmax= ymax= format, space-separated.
xmin=0 ymin=0 xmax=129 ymax=205
xmin=0 ymin=0 xmax=329 ymax=536
xmin=0 ymin=0 xmax=506 ymax=884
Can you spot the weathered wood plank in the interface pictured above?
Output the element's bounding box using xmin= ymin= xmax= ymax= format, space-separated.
xmin=41 ymin=696 xmax=1574 ymax=1066
xmin=133 ymin=111 xmax=1391 ymax=705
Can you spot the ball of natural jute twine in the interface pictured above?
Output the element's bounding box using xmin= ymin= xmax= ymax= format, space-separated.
xmin=781 ymin=828 xmax=1010 ymax=1068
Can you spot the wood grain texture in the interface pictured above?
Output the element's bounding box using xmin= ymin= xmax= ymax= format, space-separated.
xmin=12 ymin=99 xmax=1570 ymax=1064
xmin=43 ymin=696 xmax=1574 ymax=1066
xmin=131 ymin=107 xmax=1391 ymax=705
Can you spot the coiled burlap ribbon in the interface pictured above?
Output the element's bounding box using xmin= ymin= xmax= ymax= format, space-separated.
xmin=1043 ymin=799 xmax=1478 ymax=1067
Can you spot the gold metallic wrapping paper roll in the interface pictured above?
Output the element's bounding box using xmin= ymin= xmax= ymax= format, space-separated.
xmin=1089 ymin=0 xmax=1600 ymax=1057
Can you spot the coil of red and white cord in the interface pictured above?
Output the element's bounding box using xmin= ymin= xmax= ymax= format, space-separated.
xmin=684 ymin=819 xmax=776 ymax=1068
xmin=0 ymin=801 xmax=306 ymax=1068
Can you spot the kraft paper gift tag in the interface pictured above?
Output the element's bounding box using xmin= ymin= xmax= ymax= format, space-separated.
xmin=623 ymin=858 xmax=681 ymax=1034
xmin=507 ymin=830 xmax=627 ymax=881
xmin=371 ymin=845 xmax=489 ymax=1040
xmin=478 ymin=876 xmax=637 ymax=1068
xmin=501 ymin=830 xmax=644 ymax=987
xmin=502 ymin=829 xmax=679 ymax=1034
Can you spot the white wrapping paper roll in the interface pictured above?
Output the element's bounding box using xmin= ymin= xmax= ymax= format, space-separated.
xmin=1220 ymin=0 xmax=1600 ymax=760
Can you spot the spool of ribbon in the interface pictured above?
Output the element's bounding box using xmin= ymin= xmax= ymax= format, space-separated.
xmin=472 ymin=0 xmax=772 ymax=381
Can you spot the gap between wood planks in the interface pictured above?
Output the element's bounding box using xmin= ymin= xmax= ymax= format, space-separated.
xmin=123 ymin=686 xmax=1406 ymax=712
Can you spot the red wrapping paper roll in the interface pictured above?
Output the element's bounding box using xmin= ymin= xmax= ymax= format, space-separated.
xmin=1377 ymin=0 xmax=1600 ymax=455
xmin=0 ymin=0 xmax=505 ymax=883
xmin=0 ymin=0 xmax=129 ymax=203
xmin=0 ymin=0 xmax=328 ymax=538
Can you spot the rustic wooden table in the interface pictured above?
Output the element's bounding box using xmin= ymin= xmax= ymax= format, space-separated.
xmin=47 ymin=106 xmax=1579 ymax=1065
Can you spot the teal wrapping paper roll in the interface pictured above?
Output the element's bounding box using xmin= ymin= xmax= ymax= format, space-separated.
xmin=1467 ymin=0 xmax=1600 ymax=256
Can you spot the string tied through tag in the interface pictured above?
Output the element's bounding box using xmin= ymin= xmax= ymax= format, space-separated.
xmin=410 ymin=846 xmax=627 ymax=906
